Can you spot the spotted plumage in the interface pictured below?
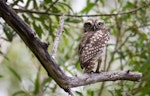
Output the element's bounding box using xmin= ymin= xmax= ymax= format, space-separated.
xmin=78 ymin=18 xmax=110 ymax=73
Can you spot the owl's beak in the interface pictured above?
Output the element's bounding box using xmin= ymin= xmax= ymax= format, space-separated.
xmin=93 ymin=25 xmax=96 ymax=31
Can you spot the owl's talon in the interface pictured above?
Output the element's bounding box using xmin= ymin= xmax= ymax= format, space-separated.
xmin=84 ymin=71 xmax=94 ymax=74
xmin=91 ymin=71 xmax=94 ymax=73
xmin=95 ymin=70 xmax=104 ymax=73
xmin=126 ymin=70 xmax=130 ymax=74
xmin=95 ymin=71 xmax=100 ymax=73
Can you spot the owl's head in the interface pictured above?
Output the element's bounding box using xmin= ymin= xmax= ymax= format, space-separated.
xmin=84 ymin=18 xmax=105 ymax=32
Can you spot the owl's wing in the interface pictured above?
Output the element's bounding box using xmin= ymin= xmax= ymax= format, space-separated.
xmin=78 ymin=32 xmax=93 ymax=62
xmin=78 ymin=29 xmax=110 ymax=65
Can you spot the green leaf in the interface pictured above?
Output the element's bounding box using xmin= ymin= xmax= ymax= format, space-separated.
xmin=51 ymin=84 xmax=57 ymax=92
xmin=140 ymin=58 xmax=150 ymax=72
xmin=25 ymin=0 xmax=30 ymax=8
xmin=75 ymin=62 xmax=81 ymax=70
xmin=81 ymin=3 xmax=95 ymax=13
xmin=42 ymin=77 xmax=52 ymax=86
xmin=12 ymin=90 xmax=29 ymax=96
xmin=87 ymin=90 xmax=94 ymax=96
xmin=123 ymin=1 xmax=135 ymax=11
xmin=57 ymin=2 xmax=73 ymax=12
xmin=33 ymin=71 xmax=40 ymax=95
xmin=115 ymin=88 xmax=122 ymax=96
xmin=51 ymin=6 xmax=61 ymax=13
xmin=42 ymin=77 xmax=52 ymax=92
xmin=63 ymin=35 xmax=69 ymax=46
xmin=11 ymin=0 xmax=23 ymax=7
xmin=3 ymin=25 xmax=14 ymax=41
xmin=65 ymin=18 xmax=83 ymax=23
xmin=33 ymin=0 xmax=37 ymax=8
xmin=7 ymin=66 xmax=21 ymax=82
xmin=108 ymin=90 xmax=115 ymax=96
xmin=0 ymin=75 xmax=3 ymax=78
xmin=22 ymin=14 xmax=29 ymax=24
xmin=33 ymin=21 xmax=43 ymax=38
xmin=0 ymin=51 xmax=9 ymax=60
xmin=140 ymin=81 xmax=150 ymax=96
xmin=45 ymin=0 xmax=52 ymax=3
xmin=75 ymin=91 xmax=84 ymax=96
xmin=100 ymin=0 xmax=105 ymax=6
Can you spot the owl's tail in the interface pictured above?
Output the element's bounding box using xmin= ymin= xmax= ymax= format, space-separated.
xmin=81 ymin=59 xmax=102 ymax=73
xmin=82 ymin=60 xmax=96 ymax=73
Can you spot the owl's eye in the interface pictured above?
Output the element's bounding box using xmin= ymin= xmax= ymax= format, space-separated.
xmin=98 ymin=22 xmax=103 ymax=26
xmin=85 ymin=23 xmax=92 ymax=27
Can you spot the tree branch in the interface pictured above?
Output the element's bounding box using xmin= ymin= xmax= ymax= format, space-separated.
xmin=51 ymin=14 xmax=64 ymax=58
xmin=69 ymin=70 xmax=142 ymax=88
xmin=13 ymin=3 xmax=150 ymax=17
xmin=0 ymin=1 xmax=142 ymax=95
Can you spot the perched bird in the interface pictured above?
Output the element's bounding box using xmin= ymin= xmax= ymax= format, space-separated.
xmin=78 ymin=18 xmax=110 ymax=73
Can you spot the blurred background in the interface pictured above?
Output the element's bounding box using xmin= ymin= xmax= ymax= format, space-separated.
xmin=0 ymin=0 xmax=150 ymax=96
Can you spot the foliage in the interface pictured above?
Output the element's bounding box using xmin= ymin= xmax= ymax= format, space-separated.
xmin=0 ymin=0 xmax=150 ymax=96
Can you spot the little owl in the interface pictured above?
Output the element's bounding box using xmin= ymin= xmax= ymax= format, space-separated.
xmin=78 ymin=18 xmax=110 ymax=73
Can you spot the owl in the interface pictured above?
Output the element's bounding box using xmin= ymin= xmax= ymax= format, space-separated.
xmin=78 ymin=18 xmax=110 ymax=73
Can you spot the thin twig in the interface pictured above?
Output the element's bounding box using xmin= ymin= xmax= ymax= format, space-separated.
xmin=13 ymin=3 xmax=150 ymax=17
xmin=45 ymin=0 xmax=59 ymax=13
xmin=51 ymin=14 xmax=65 ymax=58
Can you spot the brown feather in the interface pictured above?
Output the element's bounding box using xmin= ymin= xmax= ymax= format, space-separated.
xmin=78 ymin=19 xmax=110 ymax=73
